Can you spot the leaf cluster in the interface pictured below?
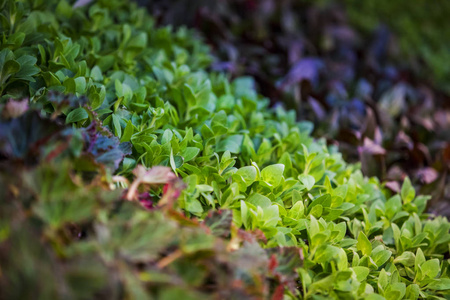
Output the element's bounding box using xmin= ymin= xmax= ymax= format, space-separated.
xmin=146 ymin=0 xmax=450 ymax=216
xmin=0 ymin=0 xmax=450 ymax=299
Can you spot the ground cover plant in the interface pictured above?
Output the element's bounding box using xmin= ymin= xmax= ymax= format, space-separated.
xmin=146 ymin=0 xmax=450 ymax=215
xmin=1 ymin=0 xmax=450 ymax=299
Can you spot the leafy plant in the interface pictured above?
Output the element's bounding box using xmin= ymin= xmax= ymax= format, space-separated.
xmin=0 ymin=0 xmax=450 ymax=299
xmin=146 ymin=0 xmax=450 ymax=216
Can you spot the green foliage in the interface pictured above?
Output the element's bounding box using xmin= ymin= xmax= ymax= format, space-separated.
xmin=147 ymin=0 xmax=450 ymax=214
xmin=1 ymin=0 xmax=450 ymax=299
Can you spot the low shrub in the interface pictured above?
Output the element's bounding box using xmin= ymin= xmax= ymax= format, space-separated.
xmin=1 ymin=0 xmax=450 ymax=299
xmin=146 ymin=0 xmax=450 ymax=215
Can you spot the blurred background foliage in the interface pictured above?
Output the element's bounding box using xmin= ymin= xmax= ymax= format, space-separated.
xmin=342 ymin=0 xmax=450 ymax=91
xmin=143 ymin=0 xmax=450 ymax=214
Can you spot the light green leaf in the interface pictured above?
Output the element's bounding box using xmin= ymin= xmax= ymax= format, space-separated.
xmin=352 ymin=266 xmax=370 ymax=282
xmin=181 ymin=147 xmax=200 ymax=162
xmin=365 ymin=294 xmax=385 ymax=300
xmin=235 ymin=166 xmax=257 ymax=186
xmin=393 ymin=251 xmax=415 ymax=267
xmin=421 ymin=259 xmax=440 ymax=279
xmin=385 ymin=282 xmax=406 ymax=300
xmin=289 ymin=201 xmax=304 ymax=219
xmin=357 ymin=232 xmax=372 ymax=256
xmin=261 ymin=164 xmax=285 ymax=187
xmin=401 ymin=177 xmax=415 ymax=204
xmin=372 ymin=249 xmax=392 ymax=267
xmin=241 ymin=200 xmax=249 ymax=229
xmin=405 ymin=284 xmax=420 ymax=299
xmin=298 ymin=174 xmax=315 ymax=190
xmin=309 ymin=215 xmax=320 ymax=238
xmin=426 ymin=278 xmax=450 ymax=290
xmin=415 ymin=248 xmax=426 ymax=273
xmin=185 ymin=198 xmax=203 ymax=215
xmin=246 ymin=193 xmax=272 ymax=208
xmin=385 ymin=195 xmax=402 ymax=219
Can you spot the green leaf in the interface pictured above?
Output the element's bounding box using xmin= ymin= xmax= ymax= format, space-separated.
xmin=180 ymin=147 xmax=200 ymax=162
xmin=183 ymin=83 xmax=196 ymax=106
xmin=391 ymin=223 xmax=401 ymax=251
xmin=426 ymin=278 xmax=450 ymax=290
xmin=90 ymin=65 xmax=103 ymax=81
xmin=211 ymin=110 xmax=228 ymax=135
xmin=357 ymin=232 xmax=372 ymax=256
xmin=405 ymin=284 xmax=420 ymax=299
xmin=288 ymin=200 xmax=304 ymax=219
xmin=352 ymin=266 xmax=370 ymax=282
xmin=401 ymin=177 xmax=415 ymax=204
xmin=7 ymin=32 xmax=25 ymax=48
xmin=97 ymin=55 xmax=114 ymax=71
xmin=246 ymin=193 xmax=272 ymax=208
xmin=415 ymin=248 xmax=426 ymax=273
xmin=42 ymin=71 xmax=61 ymax=87
xmin=235 ymin=166 xmax=257 ymax=186
xmin=66 ymin=107 xmax=88 ymax=124
xmin=241 ymin=200 xmax=249 ymax=228
xmin=393 ymin=251 xmax=415 ymax=267
xmin=385 ymin=195 xmax=402 ymax=219
xmin=112 ymin=114 xmax=122 ymax=137
xmin=90 ymin=85 xmax=106 ymax=110
xmin=74 ymin=77 xmax=86 ymax=94
xmin=372 ymin=249 xmax=392 ymax=267
xmin=385 ymin=282 xmax=406 ymax=300
xmin=185 ymin=198 xmax=203 ymax=214
xmin=308 ymin=215 xmax=320 ymax=238
xmin=15 ymin=55 xmax=39 ymax=79
xmin=310 ymin=204 xmax=323 ymax=218
xmin=161 ymin=129 xmax=173 ymax=144
xmin=128 ymin=32 xmax=147 ymax=49
xmin=216 ymin=135 xmax=243 ymax=153
xmin=332 ymin=184 xmax=348 ymax=200
xmin=64 ymin=77 xmax=76 ymax=93
xmin=421 ymin=259 xmax=440 ymax=279
xmin=2 ymin=60 xmax=20 ymax=79
xmin=169 ymin=149 xmax=179 ymax=175
xmin=262 ymin=205 xmax=279 ymax=227
xmin=292 ymin=189 xmax=302 ymax=206
xmin=315 ymin=245 xmax=340 ymax=264
xmin=120 ymin=120 xmax=134 ymax=142
xmin=378 ymin=268 xmax=389 ymax=291
xmin=298 ymin=174 xmax=315 ymax=190
xmin=63 ymin=77 xmax=86 ymax=94
xmin=56 ymin=0 xmax=72 ymax=18
xmin=365 ymin=294 xmax=386 ymax=300
xmin=201 ymin=124 xmax=214 ymax=140
xmin=260 ymin=164 xmax=285 ymax=187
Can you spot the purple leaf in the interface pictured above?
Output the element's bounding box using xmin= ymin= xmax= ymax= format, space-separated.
xmin=277 ymin=57 xmax=323 ymax=90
